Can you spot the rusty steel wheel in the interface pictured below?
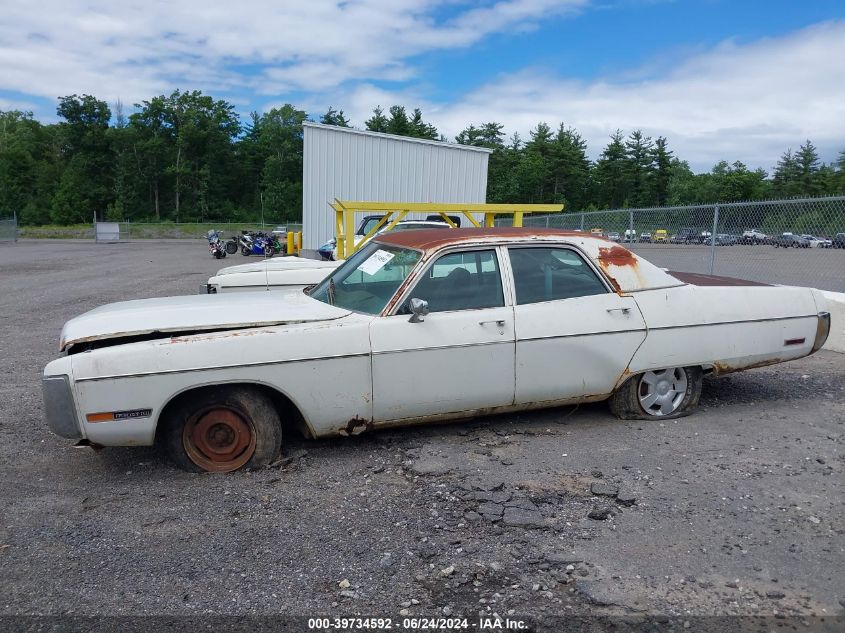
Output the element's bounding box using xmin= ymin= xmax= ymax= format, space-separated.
xmin=182 ymin=406 xmax=257 ymax=472
xmin=162 ymin=386 xmax=282 ymax=473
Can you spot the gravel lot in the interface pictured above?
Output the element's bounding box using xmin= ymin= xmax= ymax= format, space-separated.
xmin=1 ymin=240 xmax=843 ymax=628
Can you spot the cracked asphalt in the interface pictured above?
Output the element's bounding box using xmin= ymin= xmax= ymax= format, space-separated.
xmin=0 ymin=240 xmax=843 ymax=628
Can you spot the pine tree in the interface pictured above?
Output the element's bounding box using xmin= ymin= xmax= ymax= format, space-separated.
xmin=364 ymin=106 xmax=388 ymax=133
xmin=320 ymin=107 xmax=350 ymax=127
xmin=548 ymin=124 xmax=590 ymax=210
xmin=386 ymin=106 xmax=411 ymax=136
xmin=408 ymin=108 xmax=438 ymax=139
xmin=593 ymin=130 xmax=627 ymax=208
xmin=652 ymin=137 xmax=673 ymax=206
xmin=624 ymin=130 xmax=655 ymax=207
xmin=795 ymin=140 xmax=821 ymax=195
xmin=772 ymin=149 xmax=802 ymax=197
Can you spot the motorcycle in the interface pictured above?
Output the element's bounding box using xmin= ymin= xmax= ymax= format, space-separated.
xmin=265 ymin=233 xmax=286 ymax=256
xmin=239 ymin=230 xmax=276 ymax=257
xmin=206 ymin=230 xmax=227 ymax=259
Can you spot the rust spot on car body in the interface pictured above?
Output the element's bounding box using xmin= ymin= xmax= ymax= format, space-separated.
xmin=596 ymin=245 xmax=640 ymax=293
xmin=597 ymin=245 xmax=639 ymax=268
xmin=169 ymin=328 xmax=285 ymax=344
xmin=712 ymin=357 xmax=784 ymax=375
xmin=376 ymin=226 xmax=584 ymax=254
xmin=341 ymin=416 xmax=373 ymax=436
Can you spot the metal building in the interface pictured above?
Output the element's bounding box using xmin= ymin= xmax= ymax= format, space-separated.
xmin=302 ymin=121 xmax=492 ymax=251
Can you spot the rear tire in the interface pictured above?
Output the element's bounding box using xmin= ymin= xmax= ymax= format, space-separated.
xmin=608 ymin=366 xmax=702 ymax=420
xmin=225 ymin=241 xmax=238 ymax=255
xmin=162 ymin=386 xmax=282 ymax=472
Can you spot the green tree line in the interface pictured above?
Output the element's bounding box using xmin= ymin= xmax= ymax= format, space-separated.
xmin=1 ymin=91 xmax=844 ymax=225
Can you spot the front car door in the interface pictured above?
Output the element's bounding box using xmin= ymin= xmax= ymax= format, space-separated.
xmin=370 ymin=248 xmax=515 ymax=423
xmin=507 ymin=245 xmax=647 ymax=405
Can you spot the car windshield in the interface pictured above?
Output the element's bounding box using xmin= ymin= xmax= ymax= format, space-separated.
xmin=357 ymin=217 xmax=384 ymax=236
xmin=387 ymin=222 xmax=450 ymax=232
xmin=309 ymin=241 xmax=422 ymax=314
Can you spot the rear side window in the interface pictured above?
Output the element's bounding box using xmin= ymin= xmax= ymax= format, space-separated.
xmin=508 ymin=247 xmax=606 ymax=305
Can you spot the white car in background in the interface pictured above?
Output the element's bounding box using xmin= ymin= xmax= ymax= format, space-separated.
xmin=205 ymin=220 xmax=456 ymax=294
xmin=801 ymin=235 xmax=830 ymax=248
xmin=319 ymin=219 xmax=454 ymax=260
xmin=44 ymin=228 xmax=830 ymax=473
xmin=204 ymin=257 xmax=339 ymax=294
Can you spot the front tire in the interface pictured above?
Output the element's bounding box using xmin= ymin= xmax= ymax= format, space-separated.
xmin=162 ymin=386 xmax=282 ymax=472
xmin=609 ymin=366 xmax=702 ymax=420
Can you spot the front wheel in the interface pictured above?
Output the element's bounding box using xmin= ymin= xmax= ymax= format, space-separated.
xmin=608 ymin=366 xmax=702 ymax=420
xmin=225 ymin=241 xmax=238 ymax=255
xmin=161 ymin=386 xmax=282 ymax=472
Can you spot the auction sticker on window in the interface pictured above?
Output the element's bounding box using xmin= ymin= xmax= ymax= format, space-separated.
xmin=359 ymin=249 xmax=395 ymax=276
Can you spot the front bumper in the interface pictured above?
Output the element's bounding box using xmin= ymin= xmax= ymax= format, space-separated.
xmin=42 ymin=375 xmax=82 ymax=439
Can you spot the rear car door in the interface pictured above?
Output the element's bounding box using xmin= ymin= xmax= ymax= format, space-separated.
xmin=507 ymin=246 xmax=647 ymax=405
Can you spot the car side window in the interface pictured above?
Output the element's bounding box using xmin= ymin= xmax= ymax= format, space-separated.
xmin=508 ymin=247 xmax=607 ymax=305
xmin=406 ymin=250 xmax=504 ymax=312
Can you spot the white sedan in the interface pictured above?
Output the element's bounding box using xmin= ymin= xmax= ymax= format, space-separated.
xmin=204 ymin=256 xmax=340 ymax=294
xmin=318 ymin=219 xmax=453 ymax=260
xmin=43 ymin=228 xmax=831 ymax=472
xmin=204 ymin=220 xmax=454 ymax=294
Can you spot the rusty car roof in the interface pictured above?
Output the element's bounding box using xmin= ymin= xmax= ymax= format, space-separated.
xmin=374 ymin=226 xmax=592 ymax=252
xmin=374 ymin=226 xmax=688 ymax=294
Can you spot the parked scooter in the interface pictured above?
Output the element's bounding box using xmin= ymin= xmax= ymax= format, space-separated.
xmin=206 ymin=230 xmax=227 ymax=259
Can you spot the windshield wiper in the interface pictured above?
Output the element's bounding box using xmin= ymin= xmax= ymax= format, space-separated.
xmin=327 ymin=278 xmax=336 ymax=306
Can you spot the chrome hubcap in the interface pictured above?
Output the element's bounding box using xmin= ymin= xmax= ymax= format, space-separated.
xmin=638 ymin=368 xmax=688 ymax=416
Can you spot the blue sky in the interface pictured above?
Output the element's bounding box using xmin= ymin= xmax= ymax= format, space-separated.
xmin=1 ymin=0 xmax=844 ymax=171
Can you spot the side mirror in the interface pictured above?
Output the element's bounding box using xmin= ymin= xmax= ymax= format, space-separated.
xmin=408 ymin=298 xmax=429 ymax=323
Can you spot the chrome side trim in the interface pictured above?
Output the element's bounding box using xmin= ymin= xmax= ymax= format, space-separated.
xmin=372 ymin=339 xmax=513 ymax=356
xmin=74 ymin=352 xmax=371 ymax=383
xmin=648 ymin=314 xmax=817 ymax=332
xmin=518 ymin=329 xmax=647 ymax=344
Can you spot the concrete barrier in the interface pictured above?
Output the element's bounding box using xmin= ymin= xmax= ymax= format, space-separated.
xmin=821 ymin=290 xmax=845 ymax=353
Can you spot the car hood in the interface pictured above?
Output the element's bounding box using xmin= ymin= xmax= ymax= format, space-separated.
xmin=215 ymin=256 xmax=340 ymax=276
xmin=60 ymin=291 xmax=350 ymax=351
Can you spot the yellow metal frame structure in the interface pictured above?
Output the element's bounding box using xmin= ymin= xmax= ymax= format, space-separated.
xmin=330 ymin=200 xmax=564 ymax=259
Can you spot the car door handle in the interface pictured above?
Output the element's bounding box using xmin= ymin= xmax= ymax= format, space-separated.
xmin=606 ymin=308 xmax=631 ymax=314
xmin=479 ymin=320 xmax=506 ymax=326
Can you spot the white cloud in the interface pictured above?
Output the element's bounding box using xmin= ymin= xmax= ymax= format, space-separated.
xmin=2 ymin=2 xmax=842 ymax=171
xmin=424 ymin=20 xmax=845 ymax=171
xmin=0 ymin=0 xmax=587 ymax=104
xmin=317 ymin=20 xmax=845 ymax=172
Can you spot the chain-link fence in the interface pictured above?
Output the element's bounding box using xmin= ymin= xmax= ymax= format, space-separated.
xmin=17 ymin=221 xmax=303 ymax=240
xmin=0 ymin=215 xmax=18 ymax=243
xmin=108 ymin=221 xmax=304 ymax=240
xmin=496 ymin=196 xmax=845 ymax=292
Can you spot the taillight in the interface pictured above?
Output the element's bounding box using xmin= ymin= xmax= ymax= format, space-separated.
xmin=811 ymin=312 xmax=831 ymax=353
